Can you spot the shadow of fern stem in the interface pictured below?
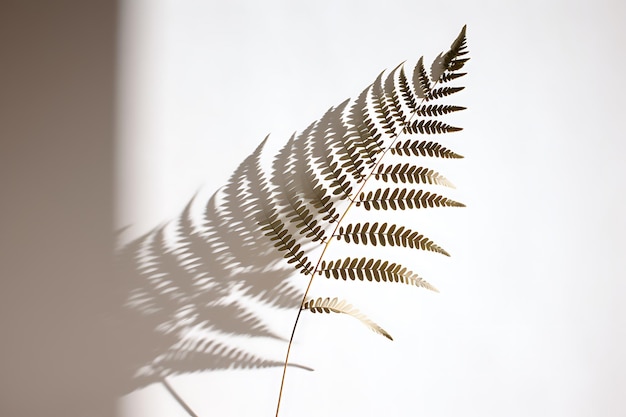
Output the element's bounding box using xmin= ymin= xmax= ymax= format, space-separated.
xmin=161 ymin=377 xmax=200 ymax=417
xmin=275 ymin=25 xmax=468 ymax=416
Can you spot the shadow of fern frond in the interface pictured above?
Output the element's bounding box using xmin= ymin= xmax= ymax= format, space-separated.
xmin=115 ymin=139 xmax=308 ymax=393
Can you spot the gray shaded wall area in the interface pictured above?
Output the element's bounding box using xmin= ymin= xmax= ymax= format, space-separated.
xmin=0 ymin=2 xmax=117 ymax=416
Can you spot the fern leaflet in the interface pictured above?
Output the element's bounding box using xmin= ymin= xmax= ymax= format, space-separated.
xmin=390 ymin=140 xmax=464 ymax=158
xmin=356 ymin=188 xmax=465 ymax=211
xmin=319 ymin=257 xmax=437 ymax=291
xmin=302 ymin=297 xmax=392 ymax=340
xmin=374 ymin=164 xmax=455 ymax=187
xmin=334 ymin=222 xmax=450 ymax=256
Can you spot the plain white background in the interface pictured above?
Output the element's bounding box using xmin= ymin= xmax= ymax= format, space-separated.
xmin=117 ymin=0 xmax=626 ymax=416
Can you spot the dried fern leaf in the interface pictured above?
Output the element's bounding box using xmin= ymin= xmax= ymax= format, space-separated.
xmin=398 ymin=66 xmax=419 ymax=114
xmin=412 ymin=57 xmax=432 ymax=99
xmin=272 ymin=123 xmax=345 ymax=224
xmin=390 ymin=140 xmax=464 ymax=159
xmin=300 ymin=166 xmax=340 ymax=222
xmin=271 ymin=141 xmax=328 ymax=241
xmin=414 ymin=104 xmax=466 ymax=117
xmin=321 ymin=161 xmax=353 ymax=197
xmin=374 ymin=164 xmax=455 ymax=187
xmin=271 ymin=135 xmax=334 ymax=240
xmin=307 ymin=107 xmax=355 ymax=198
xmin=323 ymin=100 xmax=368 ymax=183
xmin=383 ymin=64 xmax=409 ymax=128
xmin=118 ymin=26 xmax=470 ymax=397
xmin=371 ymin=71 xmax=398 ymax=137
xmin=334 ymin=222 xmax=450 ymax=256
xmin=284 ymin=198 xmax=327 ymax=242
xmin=259 ymin=211 xmax=312 ymax=274
xmin=430 ymin=25 xmax=469 ymax=83
xmin=345 ymin=86 xmax=385 ymax=167
xmin=319 ymin=257 xmax=438 ymax=291
xmin=356 ymin=188 xmax=464 ymax=211
xmin=302 ymin=297 xmax=393 ymax=340
xmin=428 ymin=86 xmax=465 ymax=100
xmin=403 ymin=119 xmax=462 ymax=135
xmin=439 ymin=71 xmax=467 ymax=83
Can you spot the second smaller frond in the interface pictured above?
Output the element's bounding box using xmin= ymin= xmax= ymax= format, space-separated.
xmin=302 ymin=297 xmax=393 ymax=340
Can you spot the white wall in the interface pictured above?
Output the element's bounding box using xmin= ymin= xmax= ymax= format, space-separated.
xmin=117 ymin=1 xmax=626 ymax=416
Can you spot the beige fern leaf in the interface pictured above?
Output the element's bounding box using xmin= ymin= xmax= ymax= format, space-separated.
xmin=391 ymin=140 xmax=464 ymax=159
xmin=398 ymin=66 xmax=418 ymax=113
xmin=371 ymin=71 xmax=397 ymax=136
xmin=319 ymin=257 xmax=438 ymax=292
xmin=302 ymin=297 xmax=393 ymax=340
xmin=375 ymin=163 xmax=455 ymax=187
xmin=415 ymin=104 xmax=466 ymax=117
xmin=403 ymin=119 xmax=462 ymax=135
xmin=412 ymin=56 xmax=431 ymax=99
xmin=334 ymin=222 xmax=451 ymax=256
xmin=430 ymin=24 xmax=469 ymax=83
xmin=356 ymin=188 xmax=464 ymax=211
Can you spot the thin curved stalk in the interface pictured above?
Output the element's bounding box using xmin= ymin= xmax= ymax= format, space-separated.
xmin=274 ymin=80 xmax=440 ymax=417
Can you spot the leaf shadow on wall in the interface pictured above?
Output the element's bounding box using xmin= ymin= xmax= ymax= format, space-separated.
xmin=113 ymin=139 xmax=319 ymax=396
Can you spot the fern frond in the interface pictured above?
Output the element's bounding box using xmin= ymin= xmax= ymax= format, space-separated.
xmin=430 ymin=24 xmax=469 ymax=83
xmin=321 ymin=160 xmax=353 ymax=197
xmin=412 ymin=57 xmax=432 ymax=99
xmin=356 ymin=188 xmax=464 ymax=211
xmin=284 ymin=199 xmax=328 ymax=242
xmin=120 ymin=26 xmax=471 ymax=407
xmin=334 ymin=222 xmax=450 ymax=256
xmin=308 ymin=106 xmax=355 ymax=198
xmin=374 ymin=164 xmax=455 ymax=187
xmin=302 ymin=172 xmax=341 ymax=223
xmin=403 ymin=119 xmax=462 ymax=135
xmin=371 ymin=71 xmax=397 ymax=136
xmin=415 ymin=104 xmax=466 ymax=117
xmin=345 ymin=86 xmax=385 ymax=167
xmin=398 ymin=66 xmax=419 ymax=114
xmin=271 ymin=134 xmax=333 ymax=241
xmin=439 ymin=71 xmax=467 ymax=83
xmin=390 ymin=140 xmax=464 ymax=158
xmin=319 ymin=257 xmax=437 ymax=291
xmin=259 ymin=211 xmax=313 ymax=274
xmin=298 ymin=162 xmax=340 ymax=222
xmin=383 ymin=64 xmax=409 ymax=128
xmin=302 ymin=297 xmax=393 ymax=340
xmin=324 ymin=99 xmax=368 ymax=183
xmin=427 ymin=86 xmax=465 ymax=100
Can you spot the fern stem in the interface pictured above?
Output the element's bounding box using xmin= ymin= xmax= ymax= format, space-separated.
xmin=275 ymin=68 xmax=448 ymax=416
